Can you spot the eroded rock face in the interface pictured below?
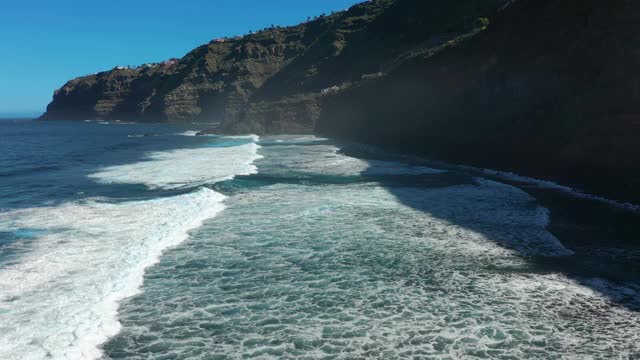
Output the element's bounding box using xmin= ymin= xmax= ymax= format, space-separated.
xmin=44 ymin=15 xmax=333 ymax=122
xmin=41 ymin=29 xmax=309 ymax=124
xmin=42 ymin=0 xmax=504 ymax=130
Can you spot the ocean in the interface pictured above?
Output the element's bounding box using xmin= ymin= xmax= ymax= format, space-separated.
xmin=1 ymin=119 xmax=639 ymax=359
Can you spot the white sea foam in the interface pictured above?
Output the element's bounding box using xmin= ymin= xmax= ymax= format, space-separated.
xmin=0 ymin=136 xmax=263 ymax=359
xmin=457 ymin=166 xmax=640 ymax=213
xmin=260 ymin=140 xmax=569 ymax=257
xmin=176 ymin=131 xmax=261 ymax=140
xmin=175 ymin=130 xmax=200 ymax=136
xmin=0 ymin=188 xmax=226 ymax=360
xmin=89 ymin=139 xmax=262 ymax=189
xmin=265 ymin=135 xmax=329 ymax=142
xmin=381 ymin=178 xmax=573 ymax=257
xmin=227 ymin=134 xmax=260 ymax=142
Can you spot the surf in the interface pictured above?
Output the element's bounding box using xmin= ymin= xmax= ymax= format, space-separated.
xmin=0 ymin=134 xmax=262 ymax=360
xmin=89 ymin=140 xmax=262 ymax=190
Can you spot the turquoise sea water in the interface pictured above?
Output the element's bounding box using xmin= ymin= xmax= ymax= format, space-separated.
xmin=1 ymin=120 xmax=639 ymax=359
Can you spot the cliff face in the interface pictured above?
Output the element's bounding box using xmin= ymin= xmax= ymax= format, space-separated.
xmin=318 ymin=0 xmax=640 ymax=203
xmin=41 ymin=1 xmax=388 ymax=125
xmin=41 ymin=0 xmax=504 ymax=131
xmin=42 ymin=0 xmax=640 ymax=203
xmin=42 ymin=23 xmax=313 ymax=124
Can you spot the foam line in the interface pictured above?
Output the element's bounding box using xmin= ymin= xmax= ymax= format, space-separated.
xmin=472 ymin=168 xmax=640 ymax=213
xmin=0 ymin=188 xmax=227 ymax=360
xmin=89 ymin=138 xmax=262 ymax=190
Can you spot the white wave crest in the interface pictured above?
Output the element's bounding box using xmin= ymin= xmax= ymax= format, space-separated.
xmin=89 ymin=138 xmax=262 ymax=189
xmin=457 ymin=167 xmax=640 ymax=213
xmin=227 ymin=134 xmax=260 ymax=142
xmin=0 ymin=188 xmax=226 ymax=360
xmin=175 ymin=130 xmax=200 ymax=136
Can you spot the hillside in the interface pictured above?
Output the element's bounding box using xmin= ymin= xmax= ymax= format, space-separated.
xmin=41 ymin=0 xmax=505 ymax=131
xmin=41 ymin=0 xmax=640 ymax=203
xmin=318 ymin=0 xmax=640 ymax=203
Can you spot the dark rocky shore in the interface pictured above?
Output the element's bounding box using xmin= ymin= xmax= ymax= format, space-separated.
xmin=41 ymin=0 xmax=640 ymax=204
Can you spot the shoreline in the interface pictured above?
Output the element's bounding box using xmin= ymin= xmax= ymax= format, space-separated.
xmin=339 ymin=141 xmax=640 ymax=293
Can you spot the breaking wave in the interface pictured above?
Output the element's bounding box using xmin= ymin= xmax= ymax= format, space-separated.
xmin=89 ymin=140 xmax=262 ymax=190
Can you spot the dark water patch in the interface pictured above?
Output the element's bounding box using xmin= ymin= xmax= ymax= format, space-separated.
xmin=363 ymin=172 xmax=473 ymax=188
xmin=212 ymin=172 xmax=469 ymax=196
xmin=521 ymin=186 xmax=640 ymax=309
xmin=102 ymin=142 xmax=146 ymax=152
xmin=211 ymin=174 xmax=367 ymax=195
xmin=214 ymin=168 xmax=470 ymax=197
xmin=0 ymin=165 xmax=62 ymax=178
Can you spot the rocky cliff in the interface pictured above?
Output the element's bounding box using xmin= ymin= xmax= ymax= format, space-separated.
xmin=42 ymin=22 xmax=314 ymax=124
xmin=42 ymin=0 xmax=640 ymax=203
xmin=41 ymin=0 xmax=505 ymax=131
xmin=317 ymin=0 xmax=640 ymax=203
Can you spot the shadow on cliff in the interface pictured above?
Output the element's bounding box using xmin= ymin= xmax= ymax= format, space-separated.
xmin=340 ymin=146 xmax=640 ymax=312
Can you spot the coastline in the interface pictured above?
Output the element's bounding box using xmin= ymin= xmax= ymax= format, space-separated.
xmin=339 ymin=141 xmax=640 ymax=294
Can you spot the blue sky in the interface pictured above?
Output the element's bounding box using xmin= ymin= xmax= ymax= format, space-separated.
xmin=0 ymin=0 xmax=361 ymax=117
